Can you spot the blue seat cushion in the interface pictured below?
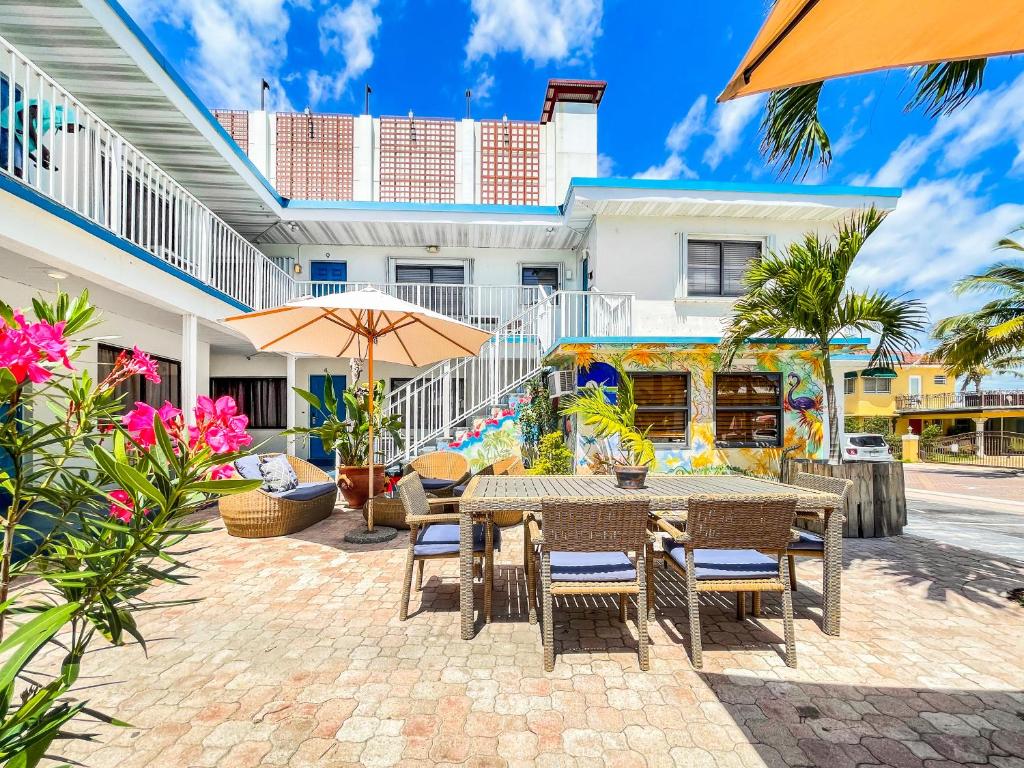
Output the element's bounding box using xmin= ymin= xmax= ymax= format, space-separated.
xmin=452 ymin=484 xmax=467 ymax=497
xmin=664 ymin=541 xmax=780 ymax=581
xmin=234 ymin=454 xmax=263 ymax=481
xmin=789 ymin=530 xmax=825 ymax=551
xmin=414 ymin=523 xmax=501 ymax=557
xmin=549 ymin=551 xmax=636 ymax=582
xmin=272 ymin=481 xmax=337 ymax=502
xmin=420 ymin=477 xmax=455 ymax=492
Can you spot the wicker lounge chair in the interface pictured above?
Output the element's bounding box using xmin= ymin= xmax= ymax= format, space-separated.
xmin=656 ymin=494 xmax=799 ymax=669
xmin=220 ymin=454 xmax=337 ymax=538
xmin=532 ymin=497 xmax=652 ymax=672
xmin=405 ymin=452 xmax=471 ymax=497
xmin=787 ymin=472 xmax=852 ymax=629
xmin=396 ymin=472 xmax=500 ymax=622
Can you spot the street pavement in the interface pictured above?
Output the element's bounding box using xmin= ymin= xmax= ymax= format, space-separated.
xmin=903 ymin=463 xmax=1024 ymax=562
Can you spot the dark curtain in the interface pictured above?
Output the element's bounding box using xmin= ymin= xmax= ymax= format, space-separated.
xmin=98 ymin=344 xmax=181 ymax=413
xmin=210 ymin=378 xmax=286 ymax=429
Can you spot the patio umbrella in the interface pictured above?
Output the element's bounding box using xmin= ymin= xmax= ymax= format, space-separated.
xmin=222 ymin=287 xmax=491 ymax=534
xmin=720 ymin=0 xmax=1024 ymax=101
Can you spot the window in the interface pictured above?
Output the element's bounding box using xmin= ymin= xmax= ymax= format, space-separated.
xmin=395 ymin=263 xmax=466 ymax=316
xmin=714 ymin=372 xmax=782 ymax=447
xmin=521 ymin=266 xmax=559 ymax=292
xmin=687 ymin=240 xmax=761 ymax=297
xmin=844 ymin=376 xmax=856 ymax=395
xmin=210 ymin=377 xmax=287 ymax=429
xmin=863 ymin=377 xmax=891 ymax=394
xmin=633 ymin=373 xmax=689 ymax=444
xmin=933 ymin=374 xmax=947 ymax=385
xmin=98 ymin=344 xmax=181 ymax=413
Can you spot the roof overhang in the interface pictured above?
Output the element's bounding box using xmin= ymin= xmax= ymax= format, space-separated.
xmin=0 ymin=0 xmax=283 ymax=238
xmin=564 ymin=178 xmax=901 ymax=230
xmin=257 ymin=200 xmax=578 ymax=250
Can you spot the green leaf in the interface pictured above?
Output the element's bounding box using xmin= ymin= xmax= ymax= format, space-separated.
xmin=0 ymin=367 xmax=19 ymax=400
xmin=293 ymin=388 xmax=322 ymax=411
xmin=0 ymin=603 xmax=80 ymax=691
xmin=322 ymin=373 xmax=338 ymax=415
xmin=187 ymin=478 xmax=262 ymax=495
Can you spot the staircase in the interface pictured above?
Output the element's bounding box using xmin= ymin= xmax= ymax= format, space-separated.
xmin=379 ymin=288 xmax=634 ymax=463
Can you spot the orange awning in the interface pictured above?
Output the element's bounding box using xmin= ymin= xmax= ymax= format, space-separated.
xmin=720 ymin=0 xmax=1024 ymax=102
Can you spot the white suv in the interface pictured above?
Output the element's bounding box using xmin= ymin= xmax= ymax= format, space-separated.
xmin=841 ymin=433 xmax=894 ymax=462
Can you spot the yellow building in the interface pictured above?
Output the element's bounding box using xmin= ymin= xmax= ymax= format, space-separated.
xmin=845 ymin=353 xmax=1024 ymax=437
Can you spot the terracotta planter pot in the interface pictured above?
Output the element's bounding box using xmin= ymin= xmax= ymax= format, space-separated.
xmin=614 ymin=465 xmax=649 ymax=489
xmin=337 ymin=465 xmax=387 ymax=508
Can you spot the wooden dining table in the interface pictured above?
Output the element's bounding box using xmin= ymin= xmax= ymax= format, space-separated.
xmin=457 ymin=473 xmax=844 ymax=640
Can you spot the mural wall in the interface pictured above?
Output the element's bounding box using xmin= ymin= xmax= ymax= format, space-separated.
xmin=546 ymin=341 xmax=850 ymax=478
xmin=438 ymin=395 xmax=525 ymax=472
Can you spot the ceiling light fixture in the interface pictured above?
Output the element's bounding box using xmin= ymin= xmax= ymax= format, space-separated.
xmin=47 ymin=271 xmax=69 ymax=280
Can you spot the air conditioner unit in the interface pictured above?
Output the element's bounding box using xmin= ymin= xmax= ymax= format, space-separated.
xmin=549 ymin=370 xmax=576 ymax=399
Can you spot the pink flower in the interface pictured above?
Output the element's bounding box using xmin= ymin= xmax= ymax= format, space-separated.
xmin=209 ymin=464 xmax=235 ymax=480
xmin=108 ymin=489 xmax=135 ymax=523
xmin=128 ymin=346 xmax=161 ymax=383
xmin=189 ymin=395 xmax=252 ymax=454
xmin=157 ymin=401 xmax=183 ymax=428
xmin=123 ymin=402 xmax=159 ymax=448
xmin=0 ymin=312 xmax=71 ymax=384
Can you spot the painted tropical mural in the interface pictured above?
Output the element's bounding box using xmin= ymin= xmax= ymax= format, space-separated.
xmin=440 ymin=395 xmax=525 ymax=471
xmin=548 ymin=341 xmax=866 ymax=478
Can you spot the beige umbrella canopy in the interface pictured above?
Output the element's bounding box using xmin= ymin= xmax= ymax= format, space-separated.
xmin=720 ymin=0 xmax=1024 ymax=101
xmin=223 ymin=288 xmax=492 ymax=532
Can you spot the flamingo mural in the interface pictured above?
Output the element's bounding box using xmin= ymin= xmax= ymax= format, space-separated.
xmin=785 ymin=372 xmax=824 ymax=454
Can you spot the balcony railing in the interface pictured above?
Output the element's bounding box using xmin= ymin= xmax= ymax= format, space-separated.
xmin=0 ymin=34 xmax=292 ymax=311
xmin=293 ymin=281 xmax=543 ymax=330
xmin=896 ymin=390 xmax=1024 ymax=412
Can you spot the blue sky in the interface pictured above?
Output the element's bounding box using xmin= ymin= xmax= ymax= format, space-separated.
xmin=122 ymin=0 xmax=1024 ymax=374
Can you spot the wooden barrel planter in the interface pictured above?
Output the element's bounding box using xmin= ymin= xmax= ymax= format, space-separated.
xmin=783 ymin=459 xmax=907 ymax=538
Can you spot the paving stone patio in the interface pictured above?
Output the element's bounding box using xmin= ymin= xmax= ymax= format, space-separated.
xmin=40 ymin=505 xmax=1024 ymax=768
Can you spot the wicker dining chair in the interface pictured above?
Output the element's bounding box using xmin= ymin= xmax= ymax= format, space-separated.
xmin=787 ymin=472 xmax=852 ymax=587
xmin=405 ymin=452 xmax=471 ymax=497
xmin=395 ymin=473 xmax=500 ymax=622
xmin=534 ymin=497 xmax=652 ymax=672
xmin=658 ymin=494 xmax=800 ymax=669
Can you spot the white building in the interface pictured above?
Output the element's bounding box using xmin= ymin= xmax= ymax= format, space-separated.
xmin=0 ymin=1 xmax=897 ymax=474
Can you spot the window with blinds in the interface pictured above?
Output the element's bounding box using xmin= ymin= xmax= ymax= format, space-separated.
xmin=687 ymin=240 xmax=761 ymax=297
xmin=394 ymin=264 xmax=466 ymax=316
xmin=210 ymin=378 xmax=287 ymax=429
xmin=633 ymin=373 xmax=689 ymax=444
xmin=862 ymin=377 xmax=891 ymax=394
xmin=521 ymin=266 xmax=559 ymax=290
xmin=97 ymin=344 xmax=181 ymax=413
xmin=714 ymin=372 xmax=782 ymax=447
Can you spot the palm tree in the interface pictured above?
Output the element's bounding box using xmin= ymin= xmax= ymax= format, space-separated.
xmin=933 ymin=241 xmax=1024 ymax=376
xmin=721 ymin=207 xmax=928 ymax=462
xmin=762 ymin=61 xmax=987 ymax=178
xmin=959 ymin=365 xmax=992 ymax=395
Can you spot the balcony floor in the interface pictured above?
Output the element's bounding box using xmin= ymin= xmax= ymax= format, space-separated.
xmin=36 ymin=507 xmax=1024 ymax=768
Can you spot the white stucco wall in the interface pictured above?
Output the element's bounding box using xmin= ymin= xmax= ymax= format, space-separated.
xmin=589 ymin=214 xmax=822 ymax=337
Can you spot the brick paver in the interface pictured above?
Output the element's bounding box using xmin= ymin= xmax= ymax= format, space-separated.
xmin=33 ymin=506 xmax=1024 ymax=767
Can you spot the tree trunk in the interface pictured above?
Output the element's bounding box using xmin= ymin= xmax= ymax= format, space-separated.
xmin=822 ymin=351 xmax=840 ymax=463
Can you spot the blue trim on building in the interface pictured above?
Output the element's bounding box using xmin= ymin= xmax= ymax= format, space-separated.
xmin=102 ymin=0 xmax=286 ymax=208
xmin=0 ymin=173 xmax=252 ymax=313
xmin=283 ymin=198 xmax=563 ymax=216
xmin=552 ymin=336 xmax=872 ymax=346
xmin=568 ymin=177 xmax=902 ymax=199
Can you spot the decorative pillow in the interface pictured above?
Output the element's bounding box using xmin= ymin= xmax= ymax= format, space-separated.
xmin=234 ymin=454 xmax=263 ymax=481
xmin=259 ymin=455 xmax=299 ymax=493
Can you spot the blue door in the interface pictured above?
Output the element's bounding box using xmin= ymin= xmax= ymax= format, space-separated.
xmin=310 ymin=261 xmax=347 ymax=297
xmin=308 ymin=374 xmax=345 ymax=467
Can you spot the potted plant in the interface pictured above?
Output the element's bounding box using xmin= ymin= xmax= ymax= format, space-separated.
xmin=560 ymin=359 xmax=656 ymax=488
xmin=290 ymin=375 xmax=404 ymax=508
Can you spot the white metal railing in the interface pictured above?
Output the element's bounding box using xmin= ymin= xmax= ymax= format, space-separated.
xmin=293 ymin=281 xmax=541 ymax=330
xmin=0 ymin=33 xmax=291 ymax=311
xmin=896 ymin=390 xmax=1024 ymax=412
xmin=380 ymin=289 xmax=635 ymax=462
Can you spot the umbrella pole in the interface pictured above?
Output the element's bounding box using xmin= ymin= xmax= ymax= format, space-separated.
xmin=366 ymin=339 xmax=374 ymax=532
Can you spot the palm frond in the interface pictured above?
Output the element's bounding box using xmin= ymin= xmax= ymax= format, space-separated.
xmin=905 ymin=59 xmax=987 ymax=117
xmin=760 ymin=82 xmax=831 ymax=180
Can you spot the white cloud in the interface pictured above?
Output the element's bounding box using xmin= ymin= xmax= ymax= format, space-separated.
xmin=121 ymin=0 xmax=296 ymax=111
xmin=702 ymin=95 xmax=764 ymax=170
xmin=596 ymin=153 xmax=616 ymax=177
xmin=634 ymin=154 xmax=697 ymax=181
xmin=633 ymin=96 xmax=705 ymax=180
xmin=465 ymin=0 xmax=602 ymax=64
xmin=861 ymin=72 xmax=1024 ymax=187
xmin=852 ymin=175 xmax=1024 ymax=326
xmin=306 ymin=0 xmax=381 ymax=106
xmin=472 ymin=71 xmax=496 ymax=104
